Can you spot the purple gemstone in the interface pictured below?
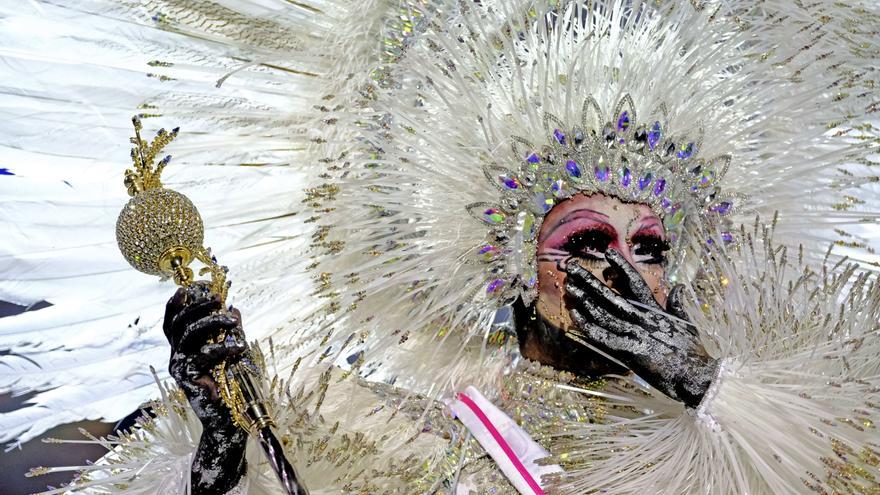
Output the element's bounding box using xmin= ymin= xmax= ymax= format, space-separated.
xmin=711 ymin=201 xmax=732 ymax=215
xmin=595 ymin=166 xmax=609 ymax=182
xmin=566 ymin=160 xmax=581 ymax=178
xmin=621 ymin=168 xmax=632 ymax=187
xmin=617 ymin=111 xmax=630 ymax=132
xmin=653 ymin=178 xmax=666 ymax=196
xmin=478 ymin=245 xmax=501 ymax=261
xmin=487 ymin=279 xmax=504 ymax=293
xmin=527 ymin=152 xmax=540 ymax=164
xmin=647 ymin=122 xmax=661 ymax=150
xmin=721 ymin=232 xmax=734 ymax=243
xmin=553 ymin=129 xmax=566 ymax=145
xmin=638 ymin=173 xmax=652 ymax=190
xmin=502 ymin=177 xmax=519 ymax=189
xmin=677 ymin=142 xmax=695 ymax=159
xmin=698 ymin=170 xmax=715 ymax=187
xmin=661 ymin=198 xmax=671 ymax=209
xmin=0 ymin=168 xmax=14 ymax=176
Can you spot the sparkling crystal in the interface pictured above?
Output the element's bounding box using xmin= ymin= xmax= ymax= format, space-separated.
xmin=711 ymin=201 xmax=732 ymax=215
xmin=677 ymin=142 xmax=695 ymax=159
xmin=664 ymin=209 xmax=685 ymax=228
xmin=486 ymin=278 xmax=505 ymax=293
xmin=565 ymin=160 xmax=581 ymax=178
xmin=621 ymin=167 xmax=632 ymax=187
xmin=478 ymin=244 xmax=502 ymax=262
xmin=617 ymin=111 xmax=630 ymax=132
xmin=633 ymin=129 xmax=647 ymax=144
xmin=553 ymin=129 xmax=566 ymax=145
xmin=721 ymin=232 xmax=734 ymax=243
xmin=697 ymin=169 xmax=715 ymax=188
xmin=533 ymin=192 xmax=554 ymax=213
xmin=653 ymin=178 xmax=666 ymax=196
xmin=500 ymin=175 xmax=519 ymax=189
xmin=483 ymin=208 xmax=505 ymax=224
xmin=573 ymin=131 xmax=585 ymax=145
xmin=648 ymin=121 xmax=662 ymax=150
xmin=602 ymin=125 xmax=615 ymax=142
xmin=661 ymin=198 xmax=671 ymax=209
xmin=527 ymin=152 xmax=540 ymax=164
xmin=595 ymin=166 xmax=609 ymax=182
xmin=116 ymin=188 xmax=205 ymax=276
xmin=522 ymin=211 xmax=537 ymax=240
xmin=638 ymin=173 xmax=652 ymax=190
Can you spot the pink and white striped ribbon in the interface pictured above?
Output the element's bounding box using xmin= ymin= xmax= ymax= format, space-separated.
xmin=448 ymin=386 xmax=562 ymax=495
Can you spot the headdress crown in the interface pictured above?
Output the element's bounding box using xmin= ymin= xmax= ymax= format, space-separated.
xmin=467 ymin=95 xmax=736 ymax=305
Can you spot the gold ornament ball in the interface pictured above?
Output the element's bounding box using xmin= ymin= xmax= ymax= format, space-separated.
xmin=116 ymin=188 xmax=204 ymax=276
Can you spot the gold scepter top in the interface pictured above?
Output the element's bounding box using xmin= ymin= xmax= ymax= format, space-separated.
xmin=115 ymin=116 xmax=228 ymax=302
xmin=115 ymin=116 xmax=269 ymax=433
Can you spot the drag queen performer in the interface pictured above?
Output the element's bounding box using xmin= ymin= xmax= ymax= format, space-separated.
xmin=1 ymin=0 xmax=879 ymax=494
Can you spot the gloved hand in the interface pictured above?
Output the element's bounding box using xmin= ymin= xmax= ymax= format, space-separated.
xmin=564 ymin=248 xmax=717 ymax=408
xmin=163 ymin=282 xmax=249 ymax=494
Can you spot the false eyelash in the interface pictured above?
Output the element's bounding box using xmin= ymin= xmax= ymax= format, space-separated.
xmin=561 ymin=228 xmax=614 ymax=257
xmin=631 ymin=235 xmax=670 ymax=264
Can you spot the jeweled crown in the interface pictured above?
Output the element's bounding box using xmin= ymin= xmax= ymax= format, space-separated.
xmin=467 ymin=95 xmax=737 ymax=306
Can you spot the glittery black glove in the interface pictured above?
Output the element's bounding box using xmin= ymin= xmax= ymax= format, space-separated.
xmin=163 ymin=283 xmax=249 ymax=494
xmin=564 ymin=249 xmax=718 ymax=408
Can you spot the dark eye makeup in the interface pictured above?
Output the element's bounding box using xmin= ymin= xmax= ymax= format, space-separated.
xmin=631 ymin=233 xmax=670 ymax=264
xmin=560 ymin=227 xmax=614 ymax=259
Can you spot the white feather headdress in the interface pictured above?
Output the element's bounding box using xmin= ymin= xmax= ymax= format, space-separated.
xmin=1 ymin=0 xmax=878 ymax=449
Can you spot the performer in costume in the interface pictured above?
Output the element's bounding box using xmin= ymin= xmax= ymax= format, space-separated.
xmin=2 ymin=0 xmax=879 ymax=493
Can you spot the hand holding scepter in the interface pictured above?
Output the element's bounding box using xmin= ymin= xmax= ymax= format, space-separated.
xmin=115 ymin=117 xmax=307 ymax=495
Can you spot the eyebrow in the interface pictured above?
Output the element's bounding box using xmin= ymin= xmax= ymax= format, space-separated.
xmin=632 ymin=217 xmax=663 ymax=237
xmin=544 ymin=208 xmax=612 ymax=238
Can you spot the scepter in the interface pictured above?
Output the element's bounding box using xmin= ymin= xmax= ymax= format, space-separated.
xmin=115 ymin=116 xmax=307 ymax=494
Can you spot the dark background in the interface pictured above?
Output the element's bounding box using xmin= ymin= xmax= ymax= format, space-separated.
xmin=1 ymin=301 xmax=117 ymax=495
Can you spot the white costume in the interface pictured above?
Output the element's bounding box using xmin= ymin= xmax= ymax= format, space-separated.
xmin=1 ymin=1 xmax=879 ymax=493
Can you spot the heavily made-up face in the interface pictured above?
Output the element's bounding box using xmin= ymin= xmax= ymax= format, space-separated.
xmin=535 ymin=192 xmax=670 ymax=330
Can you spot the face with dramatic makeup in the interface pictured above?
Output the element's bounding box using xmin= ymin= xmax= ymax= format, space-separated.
xmin=535 ymin=192 xmax=670 ymax=330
